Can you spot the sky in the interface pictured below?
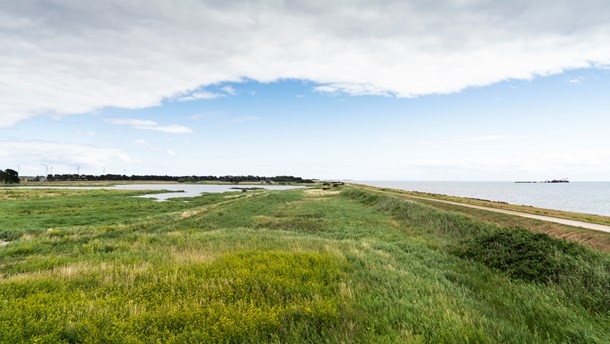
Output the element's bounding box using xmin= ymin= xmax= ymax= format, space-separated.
xmin=1 ymin=0 xmax=610 ymax=181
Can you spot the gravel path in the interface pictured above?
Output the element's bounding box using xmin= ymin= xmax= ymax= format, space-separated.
xmin=405 ymin=195 xmax=610 ymax=233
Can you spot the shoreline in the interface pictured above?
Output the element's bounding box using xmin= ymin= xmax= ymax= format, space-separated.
xmin=350 ymin=183 xmax=610 ymax=227
xmin=349 ymin=183 xmax=610 ymax=252
xmin=404 ymin=193 xmax=610 ymax=233
xmin=356 ymin=181 xmax=610 ymax=220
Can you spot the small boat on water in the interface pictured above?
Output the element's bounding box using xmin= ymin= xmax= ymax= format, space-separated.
xmin=544 ymin=178 xmax=569 ymax=183
xmin=515 ymin=178 xmax=569 ymax=184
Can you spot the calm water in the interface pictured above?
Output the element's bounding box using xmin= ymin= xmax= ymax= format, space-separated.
xmin=113 ymin=184 xmax=305 ymax=200
xmin=9 ymin=184 xmax=306 ymax=201
xmin=359 ymin=181 xmax=610 ymax=216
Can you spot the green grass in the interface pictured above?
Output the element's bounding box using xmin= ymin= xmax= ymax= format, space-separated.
xmin=0 ymin=188 xmax=237 ymax=237
xmin=0 ymin=186 xmax=609 ymax=343
xmin=1 ymin=250 xmax=346 ymax=343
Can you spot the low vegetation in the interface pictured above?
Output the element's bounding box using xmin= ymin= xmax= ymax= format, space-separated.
xmin=355 ymin=184 xmax=610 ymax=226
xmin=354 ymin=183 xmax=610 ymax=251
xmin=456 ymin=228 xmax=609 ymax=313
xmin=0 ymin=185 xmax=608 ymax=342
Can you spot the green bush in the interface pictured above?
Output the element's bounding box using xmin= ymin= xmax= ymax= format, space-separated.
xmin=457 ymin=228 xmax=610 ymax=314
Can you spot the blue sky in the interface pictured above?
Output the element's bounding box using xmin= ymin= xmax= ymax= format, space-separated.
xmin=3 ymin=68 xmax=609 ymax=180
xmin=2 ymin=1 xmax=610 ymax=180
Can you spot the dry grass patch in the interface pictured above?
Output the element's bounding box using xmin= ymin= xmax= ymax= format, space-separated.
xmin=0 ymin=190 xmax=65 ymax=200
xmin=389 ymin=219 xmax=401 ymax=228
xmin=180 ymin=192 xmax=263 ymax=219
xmin=304 ymin=189 xmax=341 ymax=197
xmin=253 ymin=215 xmax=283 ymax=225
xmin=167 ymin=246 xmax=218 ymax=265
xmin=179 ymin=207 xmax=211 ymax=219
xmin=2 ymin=262 xmax=114 ymax=282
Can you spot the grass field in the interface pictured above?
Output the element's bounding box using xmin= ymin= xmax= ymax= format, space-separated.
xmin=0 ymin=185 xmax=608 ymax=343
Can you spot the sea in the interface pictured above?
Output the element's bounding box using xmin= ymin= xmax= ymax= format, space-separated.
xmin=358 ymin=181 xmax=610 ymax=217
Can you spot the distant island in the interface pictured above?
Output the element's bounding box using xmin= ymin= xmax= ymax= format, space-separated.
xmin=515 ymin=178 xmax=569 ymax=184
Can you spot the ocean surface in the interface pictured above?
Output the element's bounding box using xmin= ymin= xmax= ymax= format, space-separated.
xmin=358 ymin=181 xmax=610 ymax=216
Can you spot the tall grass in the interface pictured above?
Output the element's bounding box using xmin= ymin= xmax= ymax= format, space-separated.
xmin=1 ymin=248 xmax=349 ymax=343
xmin=0 ymin=187 xmax=609 ymax=342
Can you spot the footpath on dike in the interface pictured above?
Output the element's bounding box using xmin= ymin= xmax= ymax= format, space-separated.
xmin=404 ymin=194 xmax=610 ymax=234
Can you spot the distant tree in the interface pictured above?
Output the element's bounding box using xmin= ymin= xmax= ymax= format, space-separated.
xmin=36 ymin=173 xmax=314 ymax=184
xmin=1 ymin=168 xmax=19 ymax=184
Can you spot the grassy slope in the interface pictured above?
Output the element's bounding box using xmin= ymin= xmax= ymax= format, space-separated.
xmin=352 ymin=183 xmax=610 ymax=252
xmin=0 ymin=186 xmax=608 ymax=343
xmin=351 ymin=183 xmax=610 ymax=226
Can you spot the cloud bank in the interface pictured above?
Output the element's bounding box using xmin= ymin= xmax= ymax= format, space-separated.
xmin=2 ymin=0 xmax=610 ymax=126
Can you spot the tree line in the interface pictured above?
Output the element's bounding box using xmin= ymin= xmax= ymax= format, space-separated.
xmin=34 ymin=174 xmax=314 ymax=184
xmin=0 ymin=169 xmax=20 ymax=184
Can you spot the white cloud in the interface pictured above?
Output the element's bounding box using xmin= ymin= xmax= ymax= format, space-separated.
xmin=105 ymin=118 xmax=193 ymax=134
xmin=568 ymin=76 xmax=584 ymax=84
xmin=2 ymin=1 xmax=610 ymax=126
xmin=134 ymin=138 xmax=147 ymax=145
xmin=106 ymin=119 xmax=157 ymax=126
xmin=0 ymin=140 xmax=134 ymax=175
xmin=314 ymin=83 xmax=392 ymax=96
xmin=176 ymin=86 xmax=235 ymax=102
xmin=221 ymin=86 xmax=236 ymax=95
xmin=176 ymin=91 xmax=225 ymax=102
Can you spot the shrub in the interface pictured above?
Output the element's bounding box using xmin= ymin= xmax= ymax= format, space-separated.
xmin=456 ymin=228 xmax=610 ymax=314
